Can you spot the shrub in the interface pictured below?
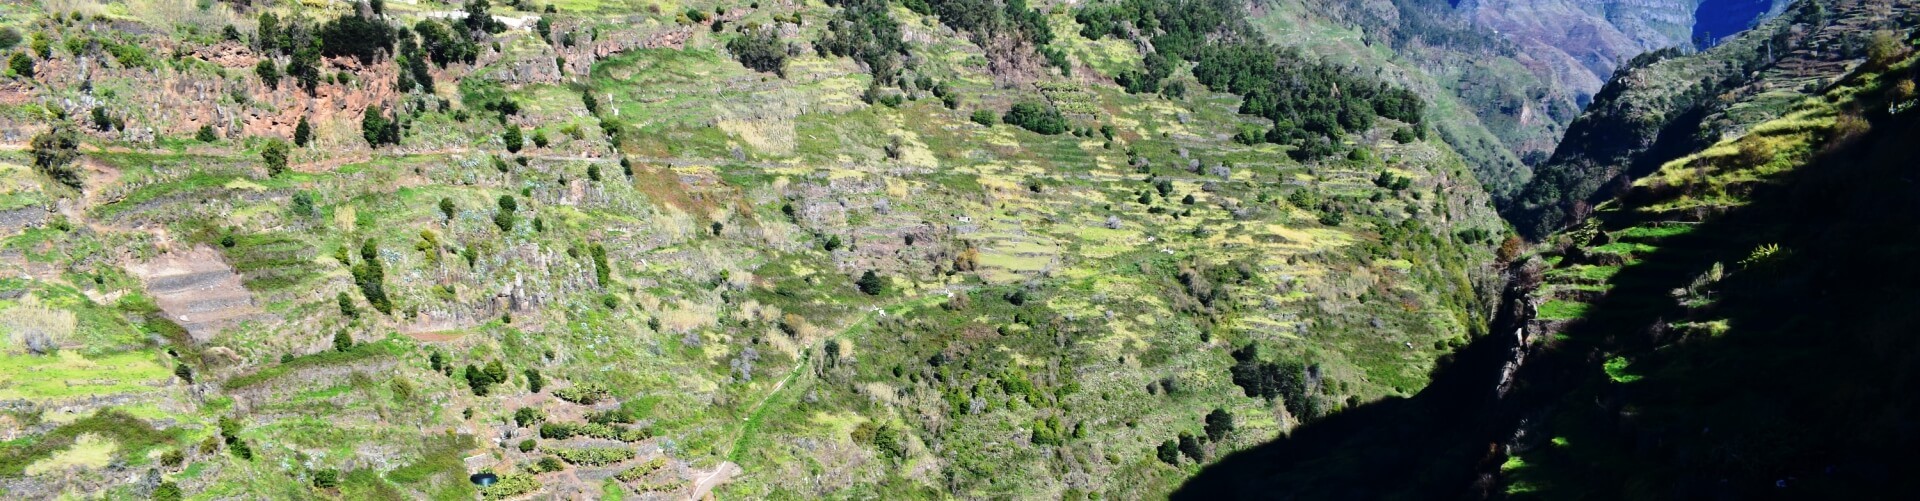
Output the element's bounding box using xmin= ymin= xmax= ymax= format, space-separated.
xmin=465 ymin=361 xmax=510 ymax=396
xmin=503 ymin=124 xmax=523 ymax=153
xmin=514 ymin=407 xmax=544 ymax=427
xmin=856 ymin=270 xmax=885 ymax=295
xmin=525 ymin=368 xmax=545 ymax=393
xmin=489 ymin=207 xmax=515 ymax=232
xmin=154 ymin=482 xmax=183 ymax=501
xmin=197 ymin=125 xmax=219 ymax=142
xmin=313 ymin=469 xmax=340 ymax=489
xmin=29 ymin=125 xmax=81 ymax=189
xmin=970 ymin=109 xmax=997 ymax=126
xmin=255 ymin=60 xmax=280 ymax=89
xmin=517 ymin=439 xmax=536 ymax=453
xmin=8 ymin=51 xmax=32 ymax=78
xmin=293 ymin=116 xmax=313 ymax=146
xmin=350 ymin=240 xmax=393 ymax=314
xmin=1228 ymin=344 xmax=1318 ymax=419
xmin=361 ymin=106 xmax=400 ymax=147
xmin=262 ymin=139 xmax=290 ymax=177
xmin=317 ymin=10 xmax=396 ymax=65
xmin=1392 ymin=126 xmax=1417 ymax=143
xmin=333 ymin=330 xmax=353 ymax=352
xmin=337 ymin=292 xmax=358 ymax=318
xmin=462 ymin=0 xmax=509 ymax=38
xmin=1205 ymin=408 xmax=1235 ymax=441
xmin=1866 ymin=30 xmax=1908 ymax=71
xmin=1002 ymin=102 xmax=1067 ymax=135
xmin=815 ymin=0 xmax=905 ymax=80
xmin=1178 ymin=432 xmax=1203 ymax=461
xmin=590 ymin=243 xmax=610 ymax=285
xmin=728 ymin=26 xmax=787 ymax=76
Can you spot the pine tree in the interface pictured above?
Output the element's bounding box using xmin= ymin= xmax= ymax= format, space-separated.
xmin=294 ymin=116 xmax=312 ymax=147
xmin=856 ymin=270 xmax=885 ymax=295
xmin=503 ymin=124 xmax=523 ymax=153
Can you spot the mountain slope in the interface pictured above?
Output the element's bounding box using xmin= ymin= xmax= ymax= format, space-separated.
xmin=1508 ymin=0 xmax=1918 ymax=238
xmin=1458 ymin=0 xmax=1794 ymax=103
xmin=1173 ymin=5 xmax=1919 ymax=498
xmin=0 ymin=0 xmax=1505 ymax=498
xmin=1499 ymin=38 xmax=1920 ymax=498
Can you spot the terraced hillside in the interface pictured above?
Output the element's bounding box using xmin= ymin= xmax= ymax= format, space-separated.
xmin=1174 ymin=18 xmax=1920 ymax=500
xmin=1497 ymin=41 xmax=1920 ymax=498
xmin=1508 ymin=0 xmax=1920 ymax=238
xmin=0 ymin=0 xmax=1505 ymax=498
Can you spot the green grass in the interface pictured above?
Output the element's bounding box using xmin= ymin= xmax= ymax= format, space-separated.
xmin=1613 ymin=224 xmax=1696 ymax=241
xmin=1536 ymin=299 xmax=1590 ymax=321
xmin=222 ymin=338 xmax=410 ymax=390
xmin=0 ymin=351 xmax=171 ymax=400
xmin=0 ymin=409 xmax=174 ymax=477
xmin=1602 ymin=356 xmax=1641 ymax=384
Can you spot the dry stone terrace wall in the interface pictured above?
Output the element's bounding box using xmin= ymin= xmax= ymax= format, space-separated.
xmin=124 ymin=246 xmax=265 ymax=342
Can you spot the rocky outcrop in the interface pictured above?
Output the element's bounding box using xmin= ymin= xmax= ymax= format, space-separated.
xmin=0 ymin=207 xmax=49 ymax=235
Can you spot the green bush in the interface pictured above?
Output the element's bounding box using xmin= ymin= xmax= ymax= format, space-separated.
xmin=293 ymin=116 xmax=313 ymax=146
xmin=816 ymin=0 xmax=904 ymax=80
xmin=8 ymin=51 xmax=33 ymax=78
xmin=1003 ymin=102 xmax=1067 ymax=135
xmin=971 ymin=109 xmax=997 ymax=126
xmin=503 ymin=124 xmax=523 ymax=153
xmin=1157 ymin=439 xmax=1179 ymax=464
xmin=29 ymin=124 xmax=81 ymax=189
xmin=317 ymin=10 xmax=396 ymax=65
xmin=728 ymin=26 xmax=788 ymax=76
xmin=313 ymin=469 xmax=340 ymax=489
xmin=361 ymin=106 xmax=400 ymax=147
xmin=514 ymin=407 xmax=544 ymax=427
xmin=856 ymin=270 xmax=885 ymax=295
xmin=261 ymin=139 xmax=290 ymax=177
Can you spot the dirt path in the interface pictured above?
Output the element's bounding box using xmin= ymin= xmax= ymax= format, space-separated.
xmin=687 ymin=461 xmax=741 ymax=500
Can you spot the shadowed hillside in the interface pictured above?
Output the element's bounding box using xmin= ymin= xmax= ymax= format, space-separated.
xmin=1177 ymin=34 xmax=1920 ymax=500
